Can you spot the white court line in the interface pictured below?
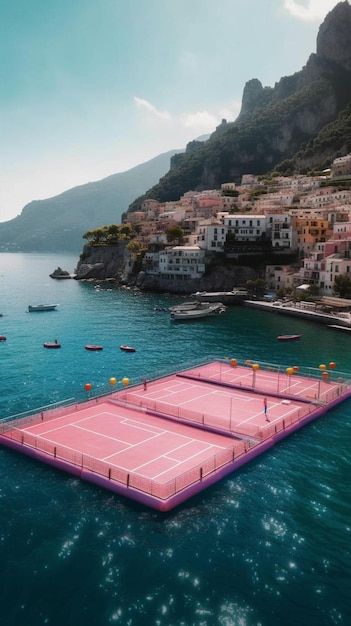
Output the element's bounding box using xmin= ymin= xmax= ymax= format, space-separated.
xmin=136 ymin=442 xmax=219 ymax=478
xmin=24 ymin=409 xmax=120 ymax=434
xmin=133 ymin=440 xmax=213 ymax=473
xmin=103 ymin=430 xmax=166 ymax=460
xmin=73 ymin=422 xmax=160 ymax=447
xmin=236 ymin=403 xmax=300 ymax=426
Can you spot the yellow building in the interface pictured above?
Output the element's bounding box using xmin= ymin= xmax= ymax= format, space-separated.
xmin=291 ymin=216 xmax=332 ymax=255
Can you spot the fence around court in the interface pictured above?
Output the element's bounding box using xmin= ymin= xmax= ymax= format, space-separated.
xmin=1 ymin=357 xmax=351 ymax=503
xmin=115 ymin=393 xmax=262 ymax=439
xmin=1 ymin=425 xmax=250 ymax=501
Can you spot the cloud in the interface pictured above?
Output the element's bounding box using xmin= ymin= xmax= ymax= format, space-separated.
xmin=134 ymin=97 xmax=240 ymax=135
xmin=133 ymin=97 xmax=172 ymax=122
xmin=284 ymin=0 xmax=341 ymax=21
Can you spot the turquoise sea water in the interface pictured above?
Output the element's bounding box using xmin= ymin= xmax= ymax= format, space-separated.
xmin=0 ymin=253 xmax=350 ymax=626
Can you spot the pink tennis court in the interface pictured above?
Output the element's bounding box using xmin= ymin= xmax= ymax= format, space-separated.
xmin=0 ymin=359 xmax=350 ymax=510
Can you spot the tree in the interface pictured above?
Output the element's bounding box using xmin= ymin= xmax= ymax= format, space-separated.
xmin=119 ymin=223 xmax=135 ymax=239
xmin=246 ymin=278 xmax=266 ymax=297
xmin=165 ymin=225 xmax=184 ymax=244
xmin=334 ymin=274 xmax=351 ymax=299
xmin=106 ymin=224 xmax=120 ymax=244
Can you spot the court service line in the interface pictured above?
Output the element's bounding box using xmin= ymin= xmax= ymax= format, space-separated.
xmin=23 ymin=410 xmax=119 ymax=436
xmin=102 ymin=430 xmax=175 ymax=462
xmin=135 ymin=442 xmax=219 ymax=478
xmin=132 ymin=438 xmax=213 ymax=472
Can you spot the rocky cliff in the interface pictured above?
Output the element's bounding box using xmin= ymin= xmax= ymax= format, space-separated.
xmin=75 ymin=243 xmax=259 ymax=294
xmin=127 ymin=2 xmax=351 ymax=214
xmin=136 ymin=264 xmax=258 ymax=295
xmin=75 ymin=242 xmax=127 ymax=281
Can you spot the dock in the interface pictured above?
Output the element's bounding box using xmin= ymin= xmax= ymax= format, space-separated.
xmin=0 ymin=359 xmax=350 ymax=511
xmin=244 ymin=299 xmax=351 ymax=327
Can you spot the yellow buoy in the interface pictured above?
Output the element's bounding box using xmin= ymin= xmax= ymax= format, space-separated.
xmin=122 ymin=377 xmax=129 ymax=386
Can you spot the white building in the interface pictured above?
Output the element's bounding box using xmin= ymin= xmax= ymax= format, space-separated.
xmin=331 ymin=154 xmax=351 ymax=178
xmin=158 ymin=246 xmax=206 ymax=281
xmin=223 ymin=214 xmax=267 ymax=241
xmin=266 ymin=213 xmax=293 ymax=249
xmin=265 ymin=265 xmax=297 ymax=292
xmin=319 ymin=254 xmax=351 ymax=294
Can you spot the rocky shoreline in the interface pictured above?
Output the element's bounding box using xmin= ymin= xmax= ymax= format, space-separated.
xmin=72 ymin=243 xmax=259 ymax=294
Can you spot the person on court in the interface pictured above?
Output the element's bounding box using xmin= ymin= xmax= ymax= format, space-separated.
xmin=264 ymin=397 xmax=269 ymax=421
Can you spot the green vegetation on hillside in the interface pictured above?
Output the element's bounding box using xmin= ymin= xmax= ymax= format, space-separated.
xmin=127 ymin=77 xmax=341 ymax=214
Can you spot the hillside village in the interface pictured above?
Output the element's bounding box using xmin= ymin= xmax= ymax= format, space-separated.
xmin=119 ymin=153 xmax=351 ymax=297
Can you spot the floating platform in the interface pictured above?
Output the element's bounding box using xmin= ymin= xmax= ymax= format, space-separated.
xmin=0 ymin=360 xmax=350 ymax=511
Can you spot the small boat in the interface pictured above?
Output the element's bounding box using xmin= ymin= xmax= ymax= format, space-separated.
xmin=277 ymin=334 xmax=301 ymax=342
xmin=43 ymin=341 xmax=61 ymax=349
xmin=28 ymin=304 xmax=58 ymax=312
xmin=170 ymin=302 xmax=226 ymax=321
xmin=0 ymin=335 xmax=6 ymax=341
xmin=168 ymin=300 xmax=201 ymax=313
xmin=120 ymin=345 xmax=136 ymax=352
xmin=85 ymin=344 xmax=103 ymax=351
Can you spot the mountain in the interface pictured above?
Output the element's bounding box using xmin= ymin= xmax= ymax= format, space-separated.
xmin=126 ymin=1 xmax=351 ymax=215
xmin=0 ymin=150 xmax=181 ymax=253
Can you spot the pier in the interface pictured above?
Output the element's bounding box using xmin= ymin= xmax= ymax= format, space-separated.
xmin=244 ymin=299 xmax=351 ymax=327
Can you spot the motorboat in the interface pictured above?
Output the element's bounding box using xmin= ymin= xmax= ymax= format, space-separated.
xmin=120 ymin=345 xmax=136 ymax=352
xmin=277 ymin=334 xmax=301 ymax=341
xmin=28 ymin=304 xmax=58 ymax=312
xmin=85 ymin=345 xmax=103 ymax=351
xmin=43 ymin=341 xmax=61 ymax=348
xmin=171 ymin=302 xmax=226 ymax=321
xmin=168 ymin=300 xmax=202 ymax=313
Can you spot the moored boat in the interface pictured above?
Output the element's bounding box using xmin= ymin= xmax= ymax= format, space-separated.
xmin=28 ymin=304 xmax=58 ymax=312
xmin=171 ymin=302 xmax=226 ymax=321
xmin=277 ymin=334 xmax=301 ymax=341
xmin=85 ymin=345 xmax=103 ymax=351
xmin=0 ymin=335 xmax=6 ymax=341
xmin=43 ymin=341 xmax=61 ymax=348
xmin=120 ymin=345 xmax=136 ymax=352
xmin=168 ymin=300 xmax=202 ymax=313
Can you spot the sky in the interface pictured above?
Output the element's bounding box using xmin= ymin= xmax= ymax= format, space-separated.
xmin=0 ymin=0 xmax=346 ymax=222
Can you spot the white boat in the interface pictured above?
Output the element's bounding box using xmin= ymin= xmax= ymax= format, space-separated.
xmin=28 ymin=304 xmax=58 ymax=312
xmin=168 ymin=300 xmax=206 ymax=313
xmin=170 ymin=302 xmax=226 ymax=320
